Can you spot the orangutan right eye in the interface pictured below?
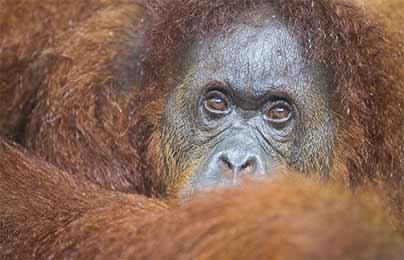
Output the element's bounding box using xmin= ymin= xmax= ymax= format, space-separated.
xmin=203 ymin=91 xmax=231 ymax=114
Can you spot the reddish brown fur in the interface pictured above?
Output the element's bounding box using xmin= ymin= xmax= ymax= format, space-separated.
xmin=0 ymin=140 xmax=401 ymax=260
xmin=0 ymin=1 xmax=403 ymax=258
xmin=145 ymin=0 xmax=404 ymax=193
xmin=0 ymin=140 xmax=166 ymax=259
xmin=0 ymin=0 xmax=402 ymax=197
xmin=0 ymin=0 xmax=158 ymax=195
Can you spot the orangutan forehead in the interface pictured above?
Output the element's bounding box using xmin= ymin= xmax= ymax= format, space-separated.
xmin=177 ymin=13 xmax=330 ymax=99
xmin=157 ymin=0 xmax=285 ymax=36
xmin=176 ymin=6 xmax=308 ymax=78
xmin=184 ymin=4 xmax=286 ymax=41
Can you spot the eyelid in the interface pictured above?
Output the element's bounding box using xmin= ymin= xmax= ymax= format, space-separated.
xmin=204 ymin=81 xmax=231 ymax=96
xmin=269 ymin=100 xmax=292 ymax=108
xmin=205 ymin=89 xmax=227 ymax=98
xmin=264 ymin=99 xmax=290 ymax=111
xmin=265 ymin=100 xmax=294 ymax=122
xmin=203 ymin=90 xmax=232 ymax=115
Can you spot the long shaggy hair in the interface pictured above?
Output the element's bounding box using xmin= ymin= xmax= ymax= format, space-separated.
xmin=143 ymin=0 xmax=403 ymax=189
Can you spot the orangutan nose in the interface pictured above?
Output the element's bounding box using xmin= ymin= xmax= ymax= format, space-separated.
xmin=218 ymin=151 xmax=261 ymax=181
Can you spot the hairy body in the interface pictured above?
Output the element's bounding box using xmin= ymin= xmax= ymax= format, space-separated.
xmin=0 ymin=0 xmax=402 ymax=197
xmin=0 ymin=140 xmax=401 ymax=260
xmin=0 ymin=0 xmax=156 ymax=194
xmin=0 ymin=0 xmax=403 ymax=258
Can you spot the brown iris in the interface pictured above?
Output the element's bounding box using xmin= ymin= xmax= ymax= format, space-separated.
xmin=266 ymin=102 xmax=292 ymax=123
xmin=204 ymin=91 xmax=229 ymax=113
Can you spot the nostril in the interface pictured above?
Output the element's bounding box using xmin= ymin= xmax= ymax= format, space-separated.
xmin=219 ymin=153 xmax=257 ymax=173
xmin=241 ymin=160 xmax=251 ymax=170
xmin=220 ymin=156 xmax=234 ymax=170
xmin=240 ymin=157 xmax=256 ymax=172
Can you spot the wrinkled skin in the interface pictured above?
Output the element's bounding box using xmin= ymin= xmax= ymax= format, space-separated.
xmin=0 ymin=140 xmax=402 ymax=260
xmin=0 ymin=0 xmax=403 ymax=259
xmin=0 ymin=0 xmax=402 ymax=200
xmin=163 ymin=9 xmax=335 ymax=195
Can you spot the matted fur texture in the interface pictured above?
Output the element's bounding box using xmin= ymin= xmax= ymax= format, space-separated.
xmin=0 ymin=0 xmax=402 ymax=195
xmin=144 ymin=0 xmax=404 ymax=188
xmin=141 ymin=0 xmax=404 ymax=224
xmin=0 ymin=140 xmax=402 ymax=259
xmin=0 ymin=0 xmax=403 ymax=258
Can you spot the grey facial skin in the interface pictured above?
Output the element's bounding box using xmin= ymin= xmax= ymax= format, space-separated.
xmin=163 ymin=9 xmax=335 ymax=195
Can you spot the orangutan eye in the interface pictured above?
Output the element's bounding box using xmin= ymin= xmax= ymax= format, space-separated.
xmin=266 ymin=101 xmax=293 ymax=124
xmin=203 ymin=91 xmax=230 ymax=114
